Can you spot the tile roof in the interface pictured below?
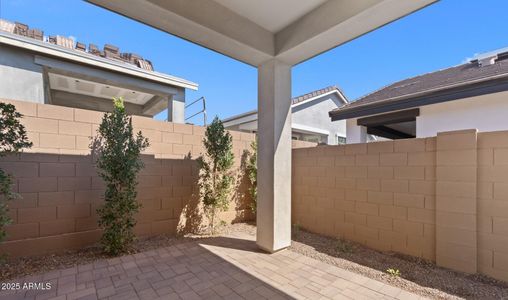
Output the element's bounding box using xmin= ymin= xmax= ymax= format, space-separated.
xmin=291 ymin=85 xmax=342 ymax=105
xmin=331 ymin=52 xmax=508 ymax=117
xmin=0 ymin=19 xmax=154 ymax=72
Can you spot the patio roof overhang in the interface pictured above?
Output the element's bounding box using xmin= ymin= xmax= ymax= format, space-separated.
xmin=86 ymin=0 xmax=436 ymax=66
xmin=86 ymin=0 xmax=437 ymax=253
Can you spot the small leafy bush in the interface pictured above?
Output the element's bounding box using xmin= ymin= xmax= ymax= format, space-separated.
xmin=386 ymin=268 xmax=401 ymax=277
xmin=245 ymin=140 xmax=257 ymax=213
xmin=0 ymin=102 xmax=32 ymax=244
xmin=197 ymin=117 xmax=234 ymax=234
xmin=93 ymin=98 xmax=149 ymax=255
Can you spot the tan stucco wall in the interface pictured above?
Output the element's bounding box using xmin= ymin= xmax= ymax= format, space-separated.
xmin=0 ymin=99 xmax=255 ymax=257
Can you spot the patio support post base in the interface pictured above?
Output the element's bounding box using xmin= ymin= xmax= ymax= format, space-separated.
xmin=256 ymin=59 xmax=292 ymax=253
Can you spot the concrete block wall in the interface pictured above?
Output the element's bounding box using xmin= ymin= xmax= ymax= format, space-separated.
xmin=293 ymin=129 xmax=508 ymax=282
xmin=0 ymin=99 xmax=255 ymax=257
xmin=292 ymin=138 xmax=437 ymax=261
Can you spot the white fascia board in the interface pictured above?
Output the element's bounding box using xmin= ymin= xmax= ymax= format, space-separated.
xmin=292 ymin=123 xmax=329 ymax=135
xmin=0 ymin=31 xmax=199 ymax=90
xmin=291 ymin=89 xmax=347 ymax=108
xmin=223 ymin=111 xmax=258 ymax=127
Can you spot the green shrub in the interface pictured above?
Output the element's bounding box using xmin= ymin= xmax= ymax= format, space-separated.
xmin=386 ymin=268 xmax=401 ymax=277
xmin=197 ymin=117 xmax=234 ymax=234
xmin=0 ymin=102 xmax=32 ymax=243
xmin=246 ymin=140 xmax=257 ymax=213
xmin=93 ymin=98 xmax=149 ymax=255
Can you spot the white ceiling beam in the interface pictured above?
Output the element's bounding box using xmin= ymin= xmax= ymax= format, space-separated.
xmin=275 ymin=0 xmax=437 ymax=64
xmin=87 ymin=0 xmax=437 ymax=66
xmin=87 ymin=0 xmax=275 ymax=66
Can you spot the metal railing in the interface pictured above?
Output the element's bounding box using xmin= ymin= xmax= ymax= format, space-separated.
xmin=185 ymin=96 xmax=207 ymax=126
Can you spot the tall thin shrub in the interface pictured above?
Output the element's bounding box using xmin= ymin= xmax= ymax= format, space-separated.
xmin=246 ymin=140 xmax=257 ymax=213
xmin=93 ymin=98 xmax=149 ymax=255
xmin=0 ymin=103 xmax=32 ymax=243
xmin=197 ymin=117 xmax=234 ymax=234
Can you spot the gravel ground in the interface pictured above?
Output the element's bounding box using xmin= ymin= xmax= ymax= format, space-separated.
xmin=1 ymin=223 xmax=507 ymax=300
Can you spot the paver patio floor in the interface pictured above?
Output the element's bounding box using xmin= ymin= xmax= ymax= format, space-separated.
xmin=1 ymin=231 xmax=425 ymax=300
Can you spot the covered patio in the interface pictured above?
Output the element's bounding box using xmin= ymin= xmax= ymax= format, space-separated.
xmin=86 ymin=0 xmax=437 ymax=253
xmin=1 ymin=230 xmax=420 ymax=300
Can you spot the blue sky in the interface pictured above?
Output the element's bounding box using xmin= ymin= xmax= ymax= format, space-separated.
xmin=1 ymin=0 xmax=508 ymax=123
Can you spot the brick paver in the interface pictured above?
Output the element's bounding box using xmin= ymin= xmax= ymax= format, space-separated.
xmin=0 ymin=232 xmax=425 ymax=299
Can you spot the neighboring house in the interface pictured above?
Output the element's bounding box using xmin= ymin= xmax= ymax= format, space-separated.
xmin=0 ymin=19 xmax=198 ymax=122
xmin=223 ymin=86 xmax=348 ymax=145
xmin=329 ymin=47 xmax=508 ymax=143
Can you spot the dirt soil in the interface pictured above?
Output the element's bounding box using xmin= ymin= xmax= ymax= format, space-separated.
xmin=1 ymin=223 xmax=508 ymax=300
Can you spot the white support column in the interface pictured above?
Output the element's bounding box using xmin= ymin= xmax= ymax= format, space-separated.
xmin=256 ymin=59 xmax=292 ymax=253
xmin=167 ymin=94 xmax=186 ymax=124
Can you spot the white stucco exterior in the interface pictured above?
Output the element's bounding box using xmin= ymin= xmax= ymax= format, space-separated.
xmin=416 ymin=91 xmax=508 ymax=137
xmin=224 ymin=90 xmax=347 ymax=145
xmin=345 ymin=90 xmax=508 ymax=143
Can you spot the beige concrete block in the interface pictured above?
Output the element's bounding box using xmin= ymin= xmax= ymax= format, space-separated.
xmin=409 ymin=180 xmax=435 ymax=195
xmin=436 ymin=211 xmax=476 ymax=231
xmin=58 ymin=120 xmax=92 ymax=136
xmin=19 ymin=177 xmax=57 ymax=193
xmin=436 ymin=226 xmax=476 ymax=247
xmin=139 ymin=128 xmax=162 ymax=143
xmin=381 ymin=179 xmax=409 ymax=193
xmin=426 ymin=137 xmax=437 ymax=151
xmin=379 ymin=230 xmax=406 ymax=249
xmin=355 ymin=225 xmax=379 ymax=241
xmin=58 ymin=177 xmax=92 ymax=191
xmin=493 ymin=252 xmax=508 ymax=272
xmin=5 ymin=223 xmax=39 ymax=240
xmin=367 ymin=215 xmax=393 ymax=230
xmin=478 ymin=131 xmax=508 ymax=149
xmin=18 ymin=206 xmax=56 ymax=223
xmin=380 ymin=153 xmax=407 ymax=166
xmin=37 ymin=104 xmax=74 ymax=120
xmin=437 ymin=129 xmax=477 ymax=150
xmin=479 ymin=166 xmax=508 ymax=183
xmin=335 ymin=200 xmax=355 ymax=212
xmin=494 ymin=148 xmax=508 ymax=165
xmin=0 ymin=162 xmax=38 ymax=178
xmin=436 ymin=242 xmax=476 ymax=264
xmin=75 ymin=136 xmax=92 ymax=150
xmin=425 ymin=195 xmax=436 ymax=210
xmin=345 ymin=166 xmax=367 ymax=178
xmin=437 ymin=150 xmax=477 ymax=166
xmin=356 ymin=178 xmax=380 ymax=191
xmin=367 ymin=191 xmax=393 ymax=205
xmin=479 ymin=232 xmax=508 ymax=253
xmin=40 ymin=133 xmax=75 ymax=149
xmin=317 ymin=156 xmax=335 ymax=167
xmin=394 ymin=138 xmax=426 ymax=153
xmin=408 ymin=208 xmax=435 ymax=224
xmin=23 ymin=116 xmax=59 ymax=133
xmin=436 ymin=166 xmax=476 ymax=182
xmin=436 ymin=181 xmax=476 ymax=198
xmin=39 ymin=191 xmax=74 ymax=206
xmin=183 ymin=134 xmax=203 ymax=146
xmin=478 ymin=216 xmax=493 ymax=233
xmin=367 ymin=166 xmax=393 ymax=179
xmin=478 ymin=149 xmax=493 ymax=166
xmin=345 ymin=143 xmax=367 ymax=155
xmin=379 ymin=205 xmax=407 ymax=220
xmin=26 ymin=132 xmax=40 ymax=148
xmin=355 ymin=154 xmax=379 ymax=166
xmin=425 ymin=166 xmax=436 ymax=181
xmin=74 ymin=108 xmax=103 ymax=124
xmin=345 ymin=212 xmax=367 ymax=225
xmin=494 ymin=183 xmax=508 ymax=200
xmin=437 ymin=253 xmax=477 ymax=274
xmin=40 ymin=163 xmax=75 ymax=177
xmin=408 ymin=152 xmax=435 ymax=166
xmin=335 ymin=155 xmax=356 ymax=166
xmin=394 ymin=166 xmax=425 ymax=180
xmin=356 ymin=202 xmax=378 ymax=216
xmin=2 ymin=99 xmax=37 ymax=116
xmin=173 ymin=123 xmax=193 ymax=134
xmin=367 ymin=141 xmax=393 ymax=154
xmin=57 ymin=204 xmax=91 ymax=219
xmin=131 ymin=115 xmax=163 ymax=130
xmin=479 ymin=200 xmax=508 ymax=218
xmin=173 ymin=144 xmax=192 ymax=155
xmin=40 ymin=219 xmax=76 ymax=237
xmin=394 ymin=193 xmax=424 ymax=208
xmin=345 ymin=189 xmax=367 ymax=202
xmin=493 ymin=217 xmax=508 ymax=236
xmin=437 ymin=196 xmax=476 ymax=214
xmin=393 ymin=219 xmax=424 ymax=236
